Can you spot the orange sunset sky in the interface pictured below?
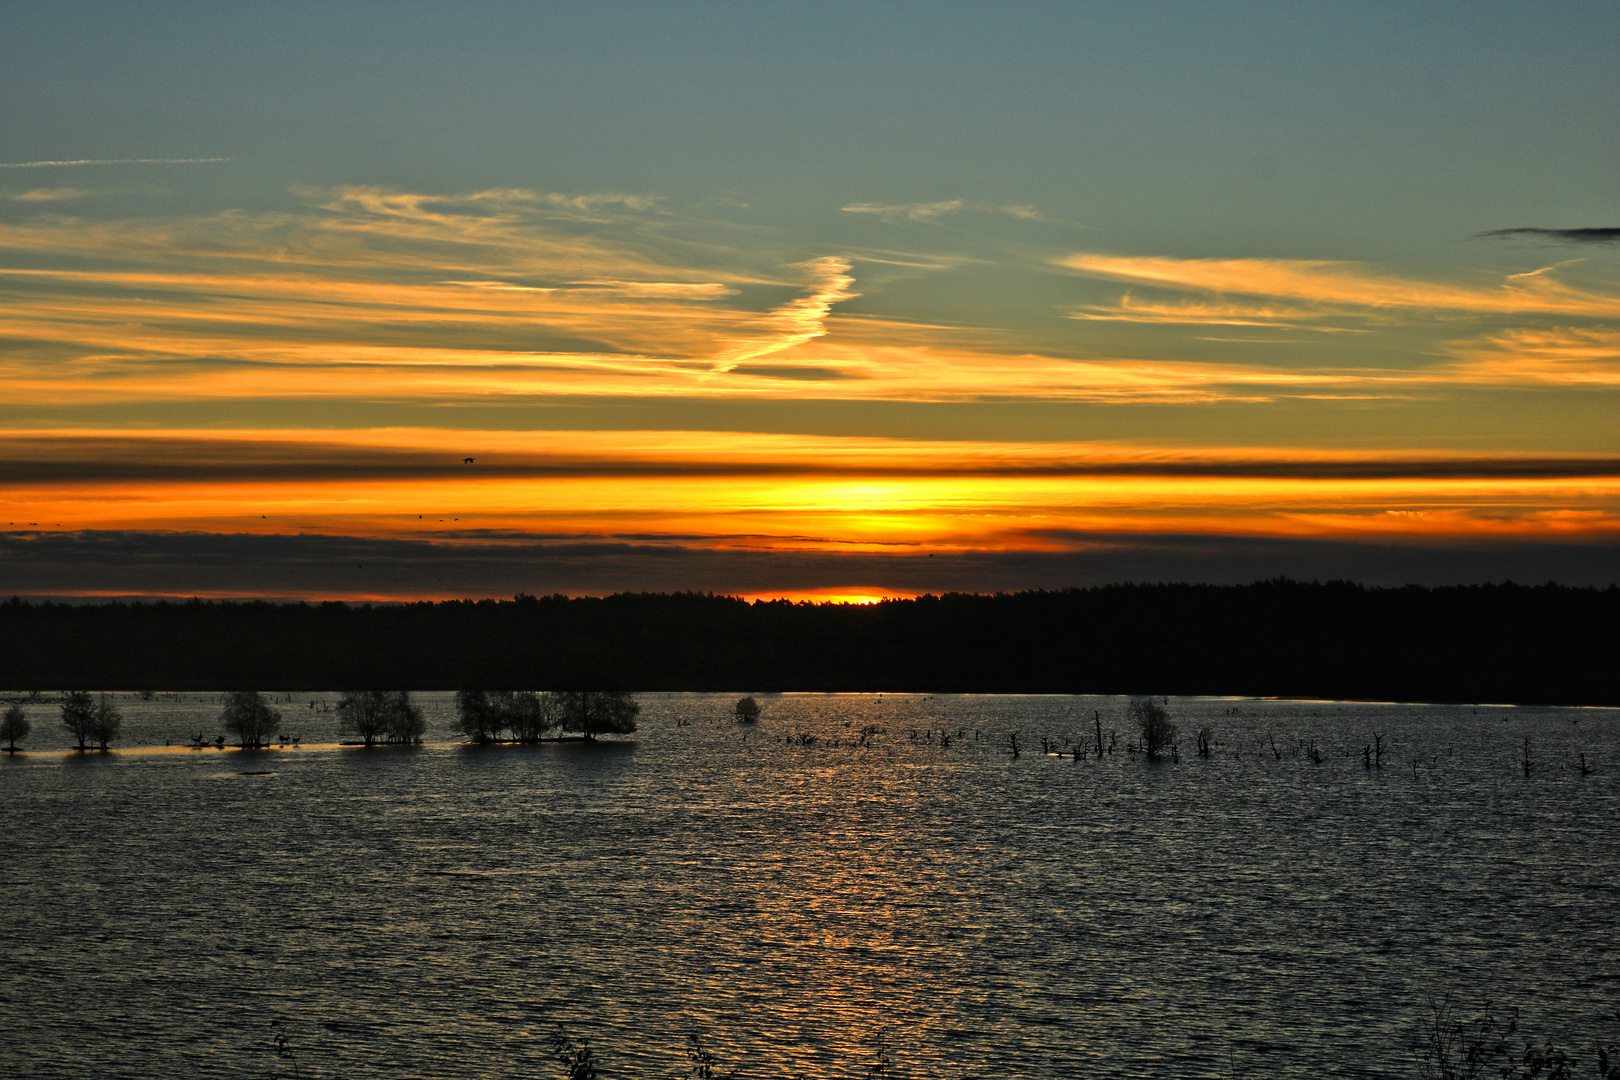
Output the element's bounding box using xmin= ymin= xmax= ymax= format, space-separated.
xmin=2 ymin=4 xmax=1618 ymax=600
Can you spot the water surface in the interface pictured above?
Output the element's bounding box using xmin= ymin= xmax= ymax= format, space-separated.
xmin=2 ymin=692 xmax=1616 ymax=1078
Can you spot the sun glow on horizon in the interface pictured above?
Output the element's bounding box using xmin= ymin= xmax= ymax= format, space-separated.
xmin=735 ymin=588 xmax=915 ymax=606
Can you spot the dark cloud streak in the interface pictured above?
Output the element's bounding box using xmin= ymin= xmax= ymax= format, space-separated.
xmin=1477 ymin=227 xmax=1620 ymax=245
xmin=6 ymin=436 xmax=1620 ymax=484
xmin=3 ymin=529 xmax=1618 ymax=599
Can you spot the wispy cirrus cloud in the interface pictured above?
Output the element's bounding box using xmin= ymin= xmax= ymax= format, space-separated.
xmin=0 ymin=186 xmax=698 ymax=287
xmin=8 ymin=185 xmax=1620 ymax=417
xmin=0 ymin=157 xmax=231 ymax=168
xmin=568 ymin=280 xmax=735 ymax=299
xmin=9 ymin=187 xmax=93 ymax=201
xmin=842 ymin=199 xmax=965 ymax=221
xmin=712 ymin=256 xmax=859 ymax=371
xmin=1444 ymin=327 xmax=1620 ymax=386
xmin=442 ymin=279 xmax=735 ymax=299
xmin=1 ymin=191 xmax=976 ymax=401
xmin=1057 ymin=252 xmax=1620 ymax=319
xmin=0 ymin=184 xmax=779 ymax=379
xmin=1069 ymin=294 xmax=1360 ymax=331
xmin=312 ymin=185 xmax=663 ymax=225
xmin=1056 ymin=248 xmax=1620 ymax=393
xmin=841 ymin=199 xmax=1050 ymax=224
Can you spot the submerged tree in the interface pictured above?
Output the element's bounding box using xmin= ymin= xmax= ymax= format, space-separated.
xmin=62 ymin=689 xmax=121 ymax=751
xmin=1 ymin=704 xmax=29 ymax=750
xmin=455 ymin=689 xmax=503 ymax=744
xmin=1195 ymin=726 xmax=1213 ymax=758
xmin=1128 ymin=697 xmax=1178 ymax=759
xmin=336 ymin=691 xmax=388 ymax=745
xmin=88 ymin=693 xmax=123 ymax=750
xmin=454 ymin=690 xmax=562 ymax=744
xmin=733 ymin=696 xmax=761 ymax=723
xmin=508 ymin=691 xmax=560 ymax=743
xmin=220 ymin=690 xmax=281 ymax=749
xmin=556 ymin=691 xmax=639 ymax=740
xmin=385 ymin=690 xmax=426 ymax=745
xmin=61 ymin=690 xmax=97 ymax=750
xmin=338 ymin=690 xmax=423 ymax=746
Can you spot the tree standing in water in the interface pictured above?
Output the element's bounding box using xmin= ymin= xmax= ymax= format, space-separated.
xmin=338 ymin=690 xmax=424 ymax=745
xmin=455 ymin=689 xmax=502 ymax=744
xmin=1128 ymin=697 xmax=1177 ymax=759
xmin=556 ymin=691 xmax=639 ymax=740
xmin=507 ymin=691 xmax=560 ymax=743
xmin=88 ymin=693 xmax=122 ymax=750
xmin=60 ymin=690 xmax=96 ymax=750
xmin=220 ymin=690 xmax=281 ymax=749
xmin=1 ymin=704 xmax=29 ymax=751
xmin=384 ymin=690 xmax=426 ymax=744
xmin=336 ymin=690 xmax=389 ymax=746
xmin=454 ymin=690 xmax=561 ymax=743
xmin=734 ymin=696 xmax=761 ymax=722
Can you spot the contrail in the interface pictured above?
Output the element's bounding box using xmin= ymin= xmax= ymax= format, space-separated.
xmin=0 ymin=157 xmax=233 ymax=168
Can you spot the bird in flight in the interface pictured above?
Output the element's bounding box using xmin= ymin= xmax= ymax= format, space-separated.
xmin=463 ymin=457 xmax=475 ymax=464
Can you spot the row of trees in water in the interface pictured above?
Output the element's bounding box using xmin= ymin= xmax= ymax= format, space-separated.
xmin=2 ymin=690 xmax=1156 ymax=754
xmin=454 ymin=690 xmax=640 ymax=743
xmin=216 ymin=689 xmax=427 ymax=749
xmin=5 ymin=691 xmax=132 ymax=752
xmin=0 ymin=688 xmax=640 ymax=751
xmin=228 ymin=689 xmax=640 ymax=748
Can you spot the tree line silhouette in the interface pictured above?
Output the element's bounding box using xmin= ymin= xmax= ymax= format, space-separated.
xmin=2 ymin=580 xmax=1618 ymax=704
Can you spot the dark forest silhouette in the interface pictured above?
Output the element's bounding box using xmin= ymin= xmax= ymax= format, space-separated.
xmin=2 ymin=580 xmax=1619 ymax=704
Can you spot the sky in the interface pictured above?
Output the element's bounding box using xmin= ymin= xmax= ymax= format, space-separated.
xmin=2 ymin=1 xmax=1618 ymax=601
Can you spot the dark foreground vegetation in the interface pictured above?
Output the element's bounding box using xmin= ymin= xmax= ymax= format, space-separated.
xmin=261 ymin=999 xmax=1620 ymax=1080
xmin=3 ymin=580 xmax=1619 ymax=704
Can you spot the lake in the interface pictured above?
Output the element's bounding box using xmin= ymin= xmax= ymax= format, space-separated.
xmin=1 ymin=692 xmax=1616 ymax=1078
